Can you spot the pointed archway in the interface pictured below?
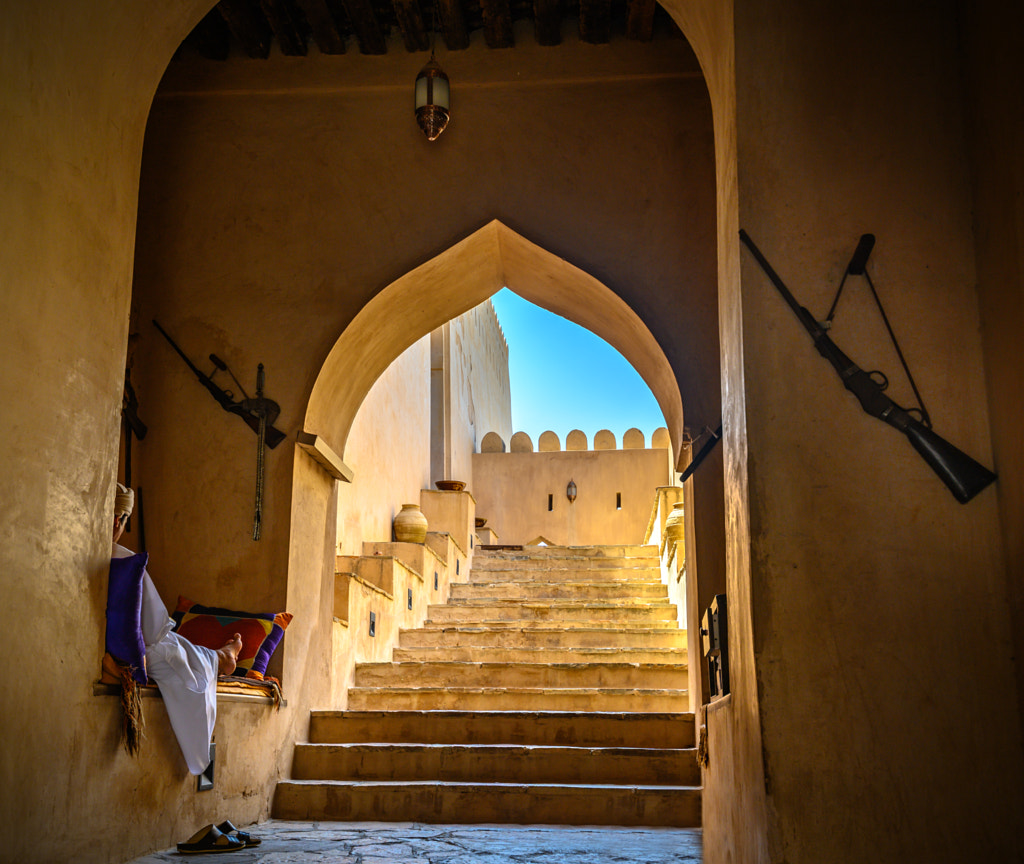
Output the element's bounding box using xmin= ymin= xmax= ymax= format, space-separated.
xmin=305 ymin=219 xmax=686 ymax=467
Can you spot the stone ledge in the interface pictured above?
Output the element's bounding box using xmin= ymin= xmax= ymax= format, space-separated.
xmin=92 ymin=681 xmax=285 ymax=706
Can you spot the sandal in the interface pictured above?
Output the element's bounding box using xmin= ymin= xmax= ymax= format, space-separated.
xmin=217 ymin=820 xmax=262 ymax=848
xmin=176 ymin=824 xmax=245 ymax=854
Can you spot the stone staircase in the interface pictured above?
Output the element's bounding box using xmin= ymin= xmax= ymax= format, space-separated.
xmin=273 ymin=545 xmax=701 ymax=826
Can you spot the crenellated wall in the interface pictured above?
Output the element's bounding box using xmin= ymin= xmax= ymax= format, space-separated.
xmin=472 ymin=428 xmax=674 ymax=546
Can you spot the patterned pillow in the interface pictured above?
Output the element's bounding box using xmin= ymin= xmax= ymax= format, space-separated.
xmin=172 ymin=597 xmax=292 ymax=680
xmin=106 ymin=553 xmax=149 ymax=685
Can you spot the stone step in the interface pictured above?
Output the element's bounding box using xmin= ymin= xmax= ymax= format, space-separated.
xmin=391 ymin=645 xmax=688 ymax=664
xmin=399 ymin=626 xmax=688 ymax=649
xmin=345 ymin=686 xmax=689 ymax=712
xmin=309 ymin=710 xmax=696 ymax=748
xmin=425 ymin=603 xmax=678 ymax=624
xmin=272 ymin=779 xmax=701 ymax=827
xmin=418 ymin=618 xmax=683 ymax=631
xmin=450 ymin=581 xmax=668 ymax=600
xmin=291 ymin=742 xmax=700 ymax=786
xmin=449 ymin=591 xmax=669 ymax=607
xmin=468 ymin=567 xmax=661 ymax=583
xmin=476 ymin=545 xmax=659 ymax=560
xmin=353 ymin=660 xmax=688 ymax=690
xmin=468 ymin=556 xmax=655 ymax=569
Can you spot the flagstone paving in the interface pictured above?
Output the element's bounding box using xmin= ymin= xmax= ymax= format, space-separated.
xmin=126 ymin=821 xmax=702 ymax=863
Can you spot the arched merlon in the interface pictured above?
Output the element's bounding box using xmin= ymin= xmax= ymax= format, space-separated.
xmin=305 ymin=220 xmax=686 ymax=464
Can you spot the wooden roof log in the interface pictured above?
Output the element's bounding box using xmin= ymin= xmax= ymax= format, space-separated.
xmin=340 ymin=0 xmax=388 ymax=53
xmin=625 ymin=0 xmax=655 ymax=41
xmin=437 ymin=0 xmax=470 ymax=50
xmin=578 ymin=0 xmax=610 ymax=43
xmin=259 ymin=0 xmax=310 ymax=55
xmin=480 ymin=0 xmax=514 ymax=48
xmin=217 ymin=0 xmax=274 ymax=58
xmin=183 ymin=8 xmax=232 ymax=59
xmin=533 ymin=0 xmax=562 ymax=45
xmin=293 ymin=0 xmax=349 ymax=53
xmin=392 ymin=0 xmax=431 ymax=52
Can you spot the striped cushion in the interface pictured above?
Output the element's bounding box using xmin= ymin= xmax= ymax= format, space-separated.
xmin=173 ymin=597 xmax=292 ymax=680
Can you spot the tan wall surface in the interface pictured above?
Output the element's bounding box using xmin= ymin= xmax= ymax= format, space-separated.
xmin=731 ymin=1 xmax=1023 ymax=861
xmin=447 ymin=301 xmax=512 ymax=486
xmin=962 ymin=0 xmax=1024 ymax=748
xmin=338 ymin=336 xmax=432 ymax=555
xmin=472 ymin=448 xmax=672 ymax=546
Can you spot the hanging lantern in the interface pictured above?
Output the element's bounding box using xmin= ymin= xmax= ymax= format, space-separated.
xmin=415 ymin=56 xmax=450 ymax=141
xmin=566 ymin=479 xmax=577 ymax=504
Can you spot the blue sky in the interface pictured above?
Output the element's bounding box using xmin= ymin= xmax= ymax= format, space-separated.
xmin=489 ymin=288 xmax=666 ymax=445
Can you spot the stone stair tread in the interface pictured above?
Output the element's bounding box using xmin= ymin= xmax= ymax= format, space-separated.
xmin=436 ymin=600 xmax=673 ymax=606
xmin=356 ymin=660 xmax=688 ymax=671
xmin=308 ymin=709 xmax=696 ymax=748
xmin=298 ymin=742 xmax=693 ymax=756
xmin=421 ymin=619 xmax=680 ymax=628
xmin=408 ymin=625 xmax=683 ymax=633
xmin=348 ymin=686 xmax=688 ymax=695
xmin=446 ymin=601 xmax=671 ymax=606
xmin=475 ymin=545 xmax=658 ymax=556
xmin=311 ymin=709 xmax=692 ymax=720
xmin=391 ymin=646 xmax=688 ymax=655
xmin=280 ymin=779 xmax=700 ymax=790
xmin=273 ymin=779 xmax=701 ymax=826
xmin=391 ymin=647 xmax=687 ymax=662
xmin=468 ymin=572 xmax=661 ymax=583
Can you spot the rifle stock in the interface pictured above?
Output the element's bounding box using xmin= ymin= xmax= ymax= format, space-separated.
xmin=739 ymin=229 xmax=996 ymax=504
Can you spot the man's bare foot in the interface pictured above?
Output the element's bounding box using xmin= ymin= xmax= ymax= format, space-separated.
xmin=216 ymin=633 xmax=243 ymax=676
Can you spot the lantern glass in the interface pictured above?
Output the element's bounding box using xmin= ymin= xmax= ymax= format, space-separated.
xmin=432 ymin=76 xmax=450 ymax=109
xmin=415 ymin=76 xmax=429 ymax=109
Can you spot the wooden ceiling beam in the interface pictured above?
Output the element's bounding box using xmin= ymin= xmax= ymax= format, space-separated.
xmin=339 ymin=0 xmax=388 ymax=53
xmin=625 ymin=0 xmax=655 ymax=41
xmin=392 ymin=0 xmax=431 ymax=52
xmin=183 ymin=8 xmax=232 ymax=60
xmin=533 ymin=0 xmax=562 ymax=45
xmin=217 ymin=0 xmax=274 ymax=58
xmin=437 ymin=0 xmax=470 ymax=50
xmin=578 ymin=0 xmax=610 ymax=44
xmin=259 ymin=0 xmax=310 ymax=55
xmin=480 ymin=0 xmax=514 ymax=48
xmin=292 ymin=0 xmax=349 ymax=53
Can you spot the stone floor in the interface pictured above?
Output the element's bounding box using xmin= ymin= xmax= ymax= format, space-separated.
xmin=126 ymin=821 xmax=703 ymax=863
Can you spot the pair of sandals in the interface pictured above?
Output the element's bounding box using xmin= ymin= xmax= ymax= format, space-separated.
xmin=177 ymin=821 xmax=261 ymax=854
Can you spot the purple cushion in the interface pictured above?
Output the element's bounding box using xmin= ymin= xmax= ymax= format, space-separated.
xmin=106 ymin=553 xmax=148 ymax=684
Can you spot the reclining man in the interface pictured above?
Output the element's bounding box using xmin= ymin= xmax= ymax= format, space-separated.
xmin=110 ymin=483 xmax=241 ymax=775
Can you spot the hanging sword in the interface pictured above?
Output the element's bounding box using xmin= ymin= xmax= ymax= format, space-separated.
xmin=245 ymin=363 xmax=269 ymax=540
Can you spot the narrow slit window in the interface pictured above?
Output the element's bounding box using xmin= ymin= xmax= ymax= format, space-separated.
xmin=616 ymin=492 xmax=622 ymax=510
xmin=548 ymin=494 xmax=553 ymax=511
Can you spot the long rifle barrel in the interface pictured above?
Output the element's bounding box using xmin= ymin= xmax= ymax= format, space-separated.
xmin=739 ymin=230 xmax=996 ymax=504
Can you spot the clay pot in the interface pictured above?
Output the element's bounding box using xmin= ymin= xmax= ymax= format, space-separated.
xmin=664 ymin=501 xmax=686 ymax=540
xmin=393 ymin=504 xmax=428 ymax=544
xmin=435 ymin=480 xmax=466 ymax=492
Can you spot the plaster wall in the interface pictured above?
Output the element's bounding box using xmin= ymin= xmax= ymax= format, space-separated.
xmin=961 ymin=0 xmax=1024 ymax=747
xmin=337 ymin=336 xmax=432 ymax=556
xmin=447 ymin=301 xmax=512 ymax=486
xmin=0 ymin=3 xmax=294 ymax=862
xmin=472 ymin=448 xmax=671 ymax=546
xmin=729 ymin=1 xmax=1024 ymax=861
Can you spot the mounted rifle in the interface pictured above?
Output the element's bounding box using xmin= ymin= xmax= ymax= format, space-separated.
xmin=152 ymin=320 xmax=286 ymax=449
xmin=739 ymin=229 xmax=996 ymax=504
